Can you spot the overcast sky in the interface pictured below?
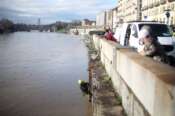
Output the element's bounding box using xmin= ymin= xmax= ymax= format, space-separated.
xmin=0 ymin=0 xmax=117 ymax=24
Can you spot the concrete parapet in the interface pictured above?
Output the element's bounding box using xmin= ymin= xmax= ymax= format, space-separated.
xmin=92 ymin=35 xmax=175 ymax=116
xmin=70 ymin=27 xmax=102 ymax=35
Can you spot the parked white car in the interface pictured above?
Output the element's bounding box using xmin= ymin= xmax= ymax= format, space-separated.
xmin=118 ymin=21 xmax=174 ymax=52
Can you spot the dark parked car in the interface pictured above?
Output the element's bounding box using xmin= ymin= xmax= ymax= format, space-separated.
xmin=89 ymin=30 xmax=105 ymax=36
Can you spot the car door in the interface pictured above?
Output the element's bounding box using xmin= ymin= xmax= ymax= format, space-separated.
xmin=129 ymin=24 xmax=139 ymax=48
xmin=120 ymin=24 xmax=128 ymax=46
xmin=124 ymin=24 xmax=132 ymax=46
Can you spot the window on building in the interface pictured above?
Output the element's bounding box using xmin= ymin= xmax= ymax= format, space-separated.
xmin=171 ymin=17 xmax=173 ymax=25
xmin=160 ymin=18 xmax=162 ymax=23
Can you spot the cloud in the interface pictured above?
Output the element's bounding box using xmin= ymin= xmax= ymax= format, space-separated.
xmin=0 ymin=0 xmax=117 ymax=24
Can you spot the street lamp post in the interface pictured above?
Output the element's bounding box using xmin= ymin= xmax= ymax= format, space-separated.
xmin=165 ymin=9 xmax=171 ymax=25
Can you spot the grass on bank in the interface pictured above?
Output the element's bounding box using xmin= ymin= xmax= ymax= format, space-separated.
xmin=57 ymin=28 xmax=67 ymax=33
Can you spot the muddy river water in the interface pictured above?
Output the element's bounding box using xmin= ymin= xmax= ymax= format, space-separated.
xmin=0 ymin=32 xmax=92 ymax=116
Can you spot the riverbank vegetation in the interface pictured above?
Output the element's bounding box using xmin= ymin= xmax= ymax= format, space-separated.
xmin=0 ymin=18 xmax=81 ymax=34
xmin=0 ymin=19 xmax=14 ymax=33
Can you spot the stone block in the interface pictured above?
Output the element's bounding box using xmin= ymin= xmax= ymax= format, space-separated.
xmin=121 ymin=82 xmax=134 ymax=116
xmin=92 ymin=35 xmax=175 ymax=116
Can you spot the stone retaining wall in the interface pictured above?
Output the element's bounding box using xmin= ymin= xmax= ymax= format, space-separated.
xmin=92 ymin=35 xmax=175 ymax=116
xmin=70 ymin=27 xmax=103 ymax=35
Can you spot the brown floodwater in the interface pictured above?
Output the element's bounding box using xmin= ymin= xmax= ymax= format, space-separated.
xmin=0 ymin=32 xmax=92 ymax=116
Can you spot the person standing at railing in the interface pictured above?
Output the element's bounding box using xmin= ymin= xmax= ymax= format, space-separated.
xmin=104 ymin=28 xmax=117 ymax=42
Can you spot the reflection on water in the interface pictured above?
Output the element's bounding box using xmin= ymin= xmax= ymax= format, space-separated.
xmin=0 ymin=32 xmax=91 ymax=116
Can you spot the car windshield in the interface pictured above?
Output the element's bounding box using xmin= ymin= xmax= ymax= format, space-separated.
xmin=139 ymin=24 xmax=173 ymax=37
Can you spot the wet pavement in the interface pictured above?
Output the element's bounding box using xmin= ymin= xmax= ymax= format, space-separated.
xmin=0 ymin=32 xmax=92 ymax=116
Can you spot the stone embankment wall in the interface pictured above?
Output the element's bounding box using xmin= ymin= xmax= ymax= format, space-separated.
xmin=86 ymin=38 xmax=125 ymax=116
xmin=92 ymin=35 xmax=175 ymax=116
xmin=70 ymin=26 xmax=103 ymax=35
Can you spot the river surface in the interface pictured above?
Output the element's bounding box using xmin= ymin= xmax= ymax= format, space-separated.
xmin=0 ymin=32 xmax=92 ymax=116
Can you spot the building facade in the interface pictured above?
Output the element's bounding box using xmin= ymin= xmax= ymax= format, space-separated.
xmin=117 ymin=0 xmax=141 ymax=23
xmin=142 ymin=0 xmax=175 ymax=25
xmin=96 ymin=0 xmax=175 ymax=27
xmin=81 ymin=19 xmax=95 ymax=26
xmin=106 ymin=10 xmax=113 ymax=29
xmin=96 ymin=8 xmax=119 ymax=30
xmin=112 ymin=7 xmax=119 ymax=30
xmin=96 ymin=11 xmax=107 ymax=27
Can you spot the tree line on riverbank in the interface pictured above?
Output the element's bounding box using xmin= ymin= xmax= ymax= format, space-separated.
xmin=0 ymin=18 xmax=82 ymax=34
xmin=0 ymin=19 xmax=14 ymax=33
xmin=0 ymin=19 xmax=32 ymax=33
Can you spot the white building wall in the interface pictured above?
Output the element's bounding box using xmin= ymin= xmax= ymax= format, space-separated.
xmin=96 ymin=11 xmax=106 ymax=27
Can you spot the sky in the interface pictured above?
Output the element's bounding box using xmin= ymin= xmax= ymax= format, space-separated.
xmin=0 ymin=0 xmax=117 ymax=24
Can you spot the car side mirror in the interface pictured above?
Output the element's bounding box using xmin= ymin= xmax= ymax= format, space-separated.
xmin=132 ymin=32 xmax=137 ymax=38
xmin=131 ymin=30 xmax=137 ymax=37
